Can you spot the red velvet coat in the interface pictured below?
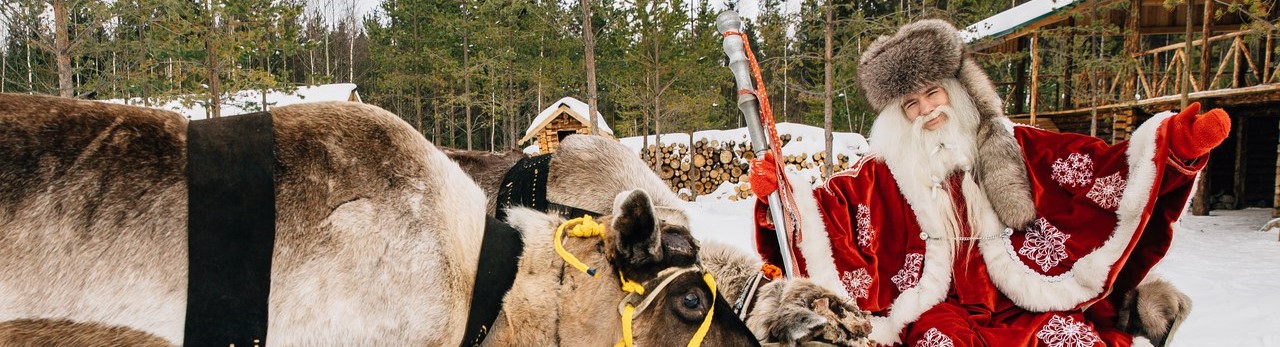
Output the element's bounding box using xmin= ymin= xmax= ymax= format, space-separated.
xmin=756 ymin=114 xmax=1202 ymax=346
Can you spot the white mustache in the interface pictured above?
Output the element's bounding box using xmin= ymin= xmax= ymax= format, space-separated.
xmin=912 ymin=105 xmax=952 ymax=134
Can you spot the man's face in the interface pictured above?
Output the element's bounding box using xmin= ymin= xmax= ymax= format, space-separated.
xmin=900 ymin=83 xmax=950 ymax=131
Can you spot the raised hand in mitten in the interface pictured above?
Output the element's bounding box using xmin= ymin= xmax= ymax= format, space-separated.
xmin=749 ymin=151 xmax=780 ymax=202
xmin=1167 ymin=102 xmax=1231 ymax=160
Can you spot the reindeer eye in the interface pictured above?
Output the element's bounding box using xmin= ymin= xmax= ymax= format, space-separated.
xmin=682 ymin=293 xmax=700 ymax=309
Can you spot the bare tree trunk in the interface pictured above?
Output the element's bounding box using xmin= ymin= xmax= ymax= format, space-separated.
xmin=2 ymin=49 xmax=7 ymax=93
xmin=347 ymin=0 xmax=356 ymax=83
xmin=205 ymin=0 xmax=221 ymax=118
xmin=433 ymin=102 xmax=442 ymax=145
xmin=325 ymin=0 xmax=332 ymax=78
xmin=53 ymin=0 xmax=73 ymax=97
xmin=822 ymin=0 xmax=834 ymax=178
xmin=537 ymin=41 xmax=544 ymax=110
xmin=582 ymin=0 xmax=599 ymax=136
xmin=651 ymin=14 xmax=662 ymax=172
xmin=464 ymin=33 xmax=473 ymax=150
xmin=26 ymin=23 xmax=33 ymax=93
xmin=490 ymin=91 xmax=497 ymax=152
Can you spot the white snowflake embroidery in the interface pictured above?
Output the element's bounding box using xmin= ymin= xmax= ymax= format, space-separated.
xmin=1086 ymin=172 xmax=1127 ymax=210
xmin=1051 ymin=153 xmax=1094 ymax=188
xmin=1018 ymin=218 xmax=1071 ymax=272
xmin=891 ymin=253 xmax=924 ymax=292
xmin=856 ymin=204 xmax=876 ymax=247
xmin=840 ymin=268 xmax=872 ymax=299
xmin=1036 ymin=315 xmax=1101 ymax=347
xmin=917 ymin=328 xmax=955 ymax=347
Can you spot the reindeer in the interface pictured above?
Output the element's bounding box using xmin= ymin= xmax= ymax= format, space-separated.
xmin=0 ymin=94 xmax=807 ymax=346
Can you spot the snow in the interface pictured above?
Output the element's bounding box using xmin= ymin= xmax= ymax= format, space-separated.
xmin=684 ymin=200 xmax=1280 ymax=346
xmin=961 ymin=0 xmax=1080 ymax=43
xmin=104 ymin=83 xmax=359 ymax=120
xmin=524 ymin=96 xmax=614 ymax=137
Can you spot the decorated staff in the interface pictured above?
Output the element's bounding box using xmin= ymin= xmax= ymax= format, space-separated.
xmin=716 ymin=10 xmax=803 ymax=280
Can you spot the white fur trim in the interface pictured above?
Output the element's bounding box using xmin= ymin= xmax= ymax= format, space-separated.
xmin=784 ymin=171 xmax=848 ymax=299
xmin=1132 ymin=336 xmax=1156 ymax=347
xmin=979 ymin=114 xmax=1172 ymax=311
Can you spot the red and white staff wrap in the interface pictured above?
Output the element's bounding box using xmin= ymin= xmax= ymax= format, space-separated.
xmin=716 ymin=10 xmax=803 ymax=279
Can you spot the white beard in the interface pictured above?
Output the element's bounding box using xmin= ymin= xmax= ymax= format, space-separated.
xmin=868 ymin=78 xmax=990 ymax=243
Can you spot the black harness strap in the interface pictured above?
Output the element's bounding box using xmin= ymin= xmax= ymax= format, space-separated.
xmin=494 ymin=154 xmax=600 ymax=221
xmin=184 ymin=112 xmax=277 ymax=347
xmin=461 ymin=216 xmax=524 ymax=347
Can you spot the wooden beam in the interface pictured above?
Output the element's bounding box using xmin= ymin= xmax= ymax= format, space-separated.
xmin=1237 ymin=38 xmax=1262 ymax=84
xmin=1141 ymin=30 xmax=1254 ymax=56
xmin=1211 ymin=46 xmax=1236 ymax=90
xmin=1266 ymin=31 xmax=1273 ymax=83
xmin=1275 ymin=117 xmax=1280 ymax=218
xmin=1006 ymin=84 xmax=1280 ymax=118
xmin=1031 ymin=33 xmax=1040 ymax=126
xmin=1138 ymin=25 xmax=1246 ymax=35
xmin=1200 ymin=0 xmax=1213 ymax=92
xmin=1013 ymin=37 xmax=1029 ymax=114
xmin=1234 ymin=116 xmax=1246 ymax=209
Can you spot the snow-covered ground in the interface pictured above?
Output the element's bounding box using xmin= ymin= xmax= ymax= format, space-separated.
xmin=683 ymin=200 xmax=1280 ymax=346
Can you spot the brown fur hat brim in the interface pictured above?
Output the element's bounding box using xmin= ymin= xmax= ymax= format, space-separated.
xmin=857 ymin=19 xmax=965 ymax=111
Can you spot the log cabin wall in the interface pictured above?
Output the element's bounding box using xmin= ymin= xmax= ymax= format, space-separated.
xmin=535 ymin=113 xmax=594 ymax=153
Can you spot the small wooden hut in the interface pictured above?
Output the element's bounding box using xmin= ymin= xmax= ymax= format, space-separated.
xmin=520 ymin=97 xmax=614 ymax=153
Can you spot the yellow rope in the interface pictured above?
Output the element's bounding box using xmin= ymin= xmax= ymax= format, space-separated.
xmin=615 ymin=305 xmax=637 ymax=347
xmin=687 ymin=272 xmax=717 ymax=347
xmin=554 ymin=216 xmax=605 ymax=277
xmin=618 ymin=272 xmax=645 ymax=295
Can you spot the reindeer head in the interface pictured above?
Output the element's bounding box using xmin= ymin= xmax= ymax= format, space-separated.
xmin=593 ymin=189 xmax=760 ymax=347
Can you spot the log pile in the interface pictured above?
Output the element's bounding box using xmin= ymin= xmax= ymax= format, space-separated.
xmin=640 ymin=136 xmax=855 ymax=201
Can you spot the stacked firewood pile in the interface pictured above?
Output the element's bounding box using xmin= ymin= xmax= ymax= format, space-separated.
xmin=640 ymin=134 xmax=854 ymax=201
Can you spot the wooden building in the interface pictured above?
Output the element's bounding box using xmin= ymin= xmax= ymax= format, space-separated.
xmin=519 ymin=96 xmax=614 ymax=153
xmin=965 ymin=0 xmax=1280 ymax=216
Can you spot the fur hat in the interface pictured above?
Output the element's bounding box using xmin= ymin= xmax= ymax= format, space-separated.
xmin=858 ymin=19 xmax=1037 ymax=229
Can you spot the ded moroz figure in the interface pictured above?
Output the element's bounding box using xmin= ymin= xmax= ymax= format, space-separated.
xmin=750 ymin=19 xmax=1227 ymax=347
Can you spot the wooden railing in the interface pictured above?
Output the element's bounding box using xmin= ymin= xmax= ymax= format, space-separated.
xmin=1133 ymin=30 xmax=1276 ymax=100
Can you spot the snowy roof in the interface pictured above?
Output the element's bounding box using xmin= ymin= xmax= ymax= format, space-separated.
xmin=961 ymin=0 xmax=1082 ymax=44
xmin=520 ymin=97 xmax=614 ymax=143
xmin=104 ymin=83 xmax=360 ymax=120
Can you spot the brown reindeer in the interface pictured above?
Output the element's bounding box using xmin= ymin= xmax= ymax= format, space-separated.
xmin=0 ymin=94 xmax=761 ymax=346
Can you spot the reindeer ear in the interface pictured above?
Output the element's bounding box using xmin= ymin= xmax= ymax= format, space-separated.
xmin=607 ymin=189 xmax=663 ymax=267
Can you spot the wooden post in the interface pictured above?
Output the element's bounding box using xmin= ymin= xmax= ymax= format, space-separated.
xmin=1233 ymin=116 xmax=1246 ymax=209
xmin=1192 ymin=99 xmax=1212 ymax=216
xmin=1200 ymin=0 xmax=1213 ymax=91
xmin=1274 ymin=117 xmax=1280 ymax=218
xmin=1030 ymin=33 xmax=1040 ymax=126
xmin=1265 ymin=30 xmax=1273 ymax=83
xmin=1013 ymin=37 xmax=1029 ymax=114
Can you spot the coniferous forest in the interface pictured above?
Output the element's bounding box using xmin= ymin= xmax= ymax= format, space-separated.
xmin=2 ymin=0 xmax=1272 ymax=151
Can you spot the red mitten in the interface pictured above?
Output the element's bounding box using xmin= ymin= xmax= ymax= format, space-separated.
xmin=1167 ymin=102 xmax=1231 ymax=160
xmin=749 ymin=151 xmax=779 ymax=202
